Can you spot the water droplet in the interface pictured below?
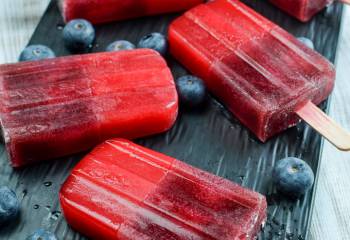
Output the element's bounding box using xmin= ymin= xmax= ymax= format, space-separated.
xmin=22 ymin=189 xmax=27 ymax=198
xmin=298 ymin=235 xmax=304 ymax=240
xmin=275 ymin=231 xmax=282 ymax=236
xmin=44 ymin=181 xmax=52 ymax=187
xmin=45 ymin=205 xmax=51 ymax=211
xmin=239 ymin=175 xmax=245 ymax=182
xmin=57 ymin=24 xmax=64 ymax=30
xmin=33 ymin=204 xmax=40 ymax=209
xmin=50 ymin=211 xmax=61 ymax=221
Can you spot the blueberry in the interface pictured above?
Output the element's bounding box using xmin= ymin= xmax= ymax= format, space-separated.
xmin=106 ymin=40 xmax=135 ymax=52
xmin=273 ymin=157 xmax=315 ymax=198
xmin=63 ymin=19 xmax=95 ymax=52
xmin=19 ymin=45 xmax=55 ymax=62
xmin=297 ymin=37 xmax=314 ymax=50
xmin=26 ymin=229 xmax=57 ymax=240
xmin=137 ymin=33 xmax=168 ymax=56
xmin=176 ymin=75 xmax=207 ymax=107
xmin=0 ymin=186 xmax=20 ymax=226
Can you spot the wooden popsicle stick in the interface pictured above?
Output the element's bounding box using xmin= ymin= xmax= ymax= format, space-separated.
xmin=296 ymin=101 xmax=350 ymax=151
xmin=338 ymin=0 xmax=350 ymax=4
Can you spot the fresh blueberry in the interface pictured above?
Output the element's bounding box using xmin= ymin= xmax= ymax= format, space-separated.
xmin=19 ymin=45 xmax=55 ymax=62
xmin=273 ymin=157 xmax=315 ymax=198
xmin=137 ymin=33 xmax=168 ymax=56
xmin=0 ymin=186 xmax=20 ymax=226
xmin=176 ymin=75 xmax=207 ymax=107
xmin=106 ymin=40 xmax=135 ymax=52
xmin=26 ymin=229 xmax=57 ymax=240
xmin=297 ymin=37 xmax=314 ymax=50
xmin=63 ymin=19 xmax=95 ymax=52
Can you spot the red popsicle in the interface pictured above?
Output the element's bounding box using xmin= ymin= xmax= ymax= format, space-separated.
xmin=0 ymin=49 xmax=178 ymax=167
xmin=59 ymin=0 xmax=205 ymax=24
xmin=169 ymin=0 xmax=350 ymax=150
xmin=60 ymin=139 xmax=267 ymax=240
xmin=269 ymin=0 xmax=349 ymax=22
xmin=270 ymin=0 xmax=330 ymax=22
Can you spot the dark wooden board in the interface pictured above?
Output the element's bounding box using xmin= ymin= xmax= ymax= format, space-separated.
xmin=0 ymin=0 xmax=344 ymax=239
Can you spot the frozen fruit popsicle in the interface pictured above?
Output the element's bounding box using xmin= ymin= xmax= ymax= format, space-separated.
xmin=169 ymin=0 xmax=350 ymax=150
xmin=59 ymin=0 xmax=205 ymax=24
xmin=269 ymin=0 xmax=332 ymax=22
xmin=60 ymin=139 xmax=267 ymax=240
xmin=0 ymin=49 xmax=178 ymax=167
xmin=269 ymin=0 xmax=350 ymax=22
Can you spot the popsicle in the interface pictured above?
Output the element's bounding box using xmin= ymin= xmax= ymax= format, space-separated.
xmin=169 ymin=0 xmax=350 ymax=149
xmin=0 ymin=49 xmax=178 ymax=167
xmin=59 ymin=0 xmax=205 ymax=24
xmin=269 ymin=0 xmax=349 ymax=22
xmin=60 ymin=139 xmax=267 ymax=240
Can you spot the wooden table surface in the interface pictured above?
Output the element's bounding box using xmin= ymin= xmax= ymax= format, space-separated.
xmin=0 ymin=0 xmax=349 ymax=239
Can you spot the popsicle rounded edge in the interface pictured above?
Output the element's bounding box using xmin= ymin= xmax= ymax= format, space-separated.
xmin=131 ymin=48 xmax=179 ymax=135
xmin=0 ymin=49 xmax=179 ymax=167
xmin=58 ymin=138 xmax=175 ymax=239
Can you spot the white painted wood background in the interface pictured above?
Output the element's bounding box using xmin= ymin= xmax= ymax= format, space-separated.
xmin=0 ymin=0 xmax=349 ymax=239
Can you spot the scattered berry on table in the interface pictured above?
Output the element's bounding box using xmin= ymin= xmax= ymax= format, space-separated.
xmin=19 ymin=45 xmax=55 ymax=62
xmin=137 ymin=32 xmax=168 ymax=56
xmin=176 ymin=75 xmax=207 ymax=108
xmin=106 ymin=40 xmax=135 ymax=52
xmin=63 ymin=19 xmax=95 ymax=52
xmin=0 ymin=186 xmax=20 ymax=226
xmin=273 ymin=157 xmax=315 ymax=198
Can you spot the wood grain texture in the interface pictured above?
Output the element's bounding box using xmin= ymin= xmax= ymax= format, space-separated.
xmin=310 ymin=7 xmax=350 ymax=240
xmin=0 ymin=1 xmax=349 ymax=240
xmin=0 ymin=0 xmax=50 ymax=63
xmin=296 ymin=101 xmax=350 ymax=151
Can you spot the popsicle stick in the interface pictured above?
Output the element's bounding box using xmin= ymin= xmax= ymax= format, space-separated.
xmin=296 ymin=101 xmax=350 ymax=151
